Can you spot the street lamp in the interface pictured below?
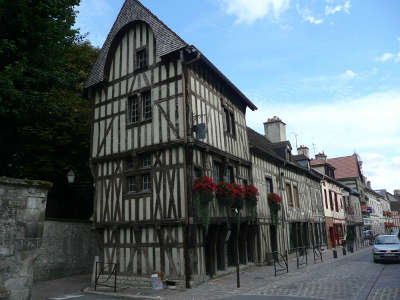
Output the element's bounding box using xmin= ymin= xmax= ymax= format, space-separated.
xmin=67 ymin=169 xmax=76 ymax=184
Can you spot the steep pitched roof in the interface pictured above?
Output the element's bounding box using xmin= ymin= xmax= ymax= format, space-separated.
xmin=310 ymin=159 xmax=326 ymax=166
xmin=247 ymin=128 xmax=322 ymax=181
xmin=327 ymin=154 xmax=361 ymax=179
xmin=247 ymin=127 xmax=283 ymax=162
xmin=85 ymin=0 xmax=188 ymax=88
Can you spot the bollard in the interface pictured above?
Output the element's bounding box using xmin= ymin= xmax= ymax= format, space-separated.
xmin=333 ymin=249 xmax=337 ymax=258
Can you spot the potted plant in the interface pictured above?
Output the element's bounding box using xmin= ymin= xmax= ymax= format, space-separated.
xmin=216 ymin=182 xmax=235 ymax=207
xmin=192 ymin=175 xmax=216 ymax=235
xmin=216 ymin=183 xmax=245 ymax=210
xmin=244 ymin=184 xmax=259 ymax=218
xmin=268 ymin=192 xmax=282 ymax=224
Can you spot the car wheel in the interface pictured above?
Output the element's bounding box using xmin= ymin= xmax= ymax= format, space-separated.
xmin=373 ymin=258 xmax=379 ymax=263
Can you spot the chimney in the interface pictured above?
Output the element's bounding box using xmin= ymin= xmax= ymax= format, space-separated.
xmin=315 ymin=152 xmax=327 ymax=161
xmin=263 ymin=116 xmax=286 ymax=143
xmin=297 ymin=145 xmax=309 ymax=158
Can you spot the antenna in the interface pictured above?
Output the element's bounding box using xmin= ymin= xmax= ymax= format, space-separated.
xmin=291 ymin=132 xmax=298 ymax=149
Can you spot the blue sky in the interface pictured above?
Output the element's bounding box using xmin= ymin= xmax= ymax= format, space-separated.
xmin=76 ymin=0 xmax=400 ymax=193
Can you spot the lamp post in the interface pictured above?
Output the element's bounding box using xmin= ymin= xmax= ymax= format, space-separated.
xmin=234 ymin=208 xmax=240 ymax=288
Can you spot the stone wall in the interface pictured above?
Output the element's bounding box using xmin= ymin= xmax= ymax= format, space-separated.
xmin=34 ymin=220 xmax=99 ymax=282
xmin=0 ymin=177 xmax=51 ymax=300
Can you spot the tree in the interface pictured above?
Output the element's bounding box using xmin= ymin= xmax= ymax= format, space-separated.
xmin=0 ymin=0 xmax=100 ymax=218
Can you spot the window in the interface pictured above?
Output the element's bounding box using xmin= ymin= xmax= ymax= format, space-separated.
xmin=126 ymin=158 xmax=134 ymax=170
xmin=286 ymin=183 xmax=293 ymax=207
xmin=223 ymin=107 xmax=236 ymax=137
xmin=334 ymin=193 xmax=339 ymax=212
xmin=142 ymin=92 xmax=152 ymax=120
xmin=266 ymin=178 xmax=273 ymax=194
xmin=127 ymin=176 xmax=137 ymax=193
xmin=194 ymin=167 xmax=202 ymax=179
xmin=142 ymin=174 xmax=152 ymax=191
xmin=142 ymin=154 xmax=152 ymax=168
xmin=293 ymin=186 xmax=300 ymax=208
xmin=128 ymin=96 xmax=139 ymax=124
xmin=213 ymin=162 xmax=222 ymax=184
xmin=324 ymin=190 xmax=328 ymax=209
xmin=329 ymin=191 xmax=334 ymax=211
xmin=135 ymin=48 xmax=147 ymax=70
xmin=128 ymin=91 xmax=152 ymax=124
xmin=224 ymin=166 xmax=234 ymax=183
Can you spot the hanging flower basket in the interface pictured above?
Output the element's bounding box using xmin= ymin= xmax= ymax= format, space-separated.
xmin=192 ymin=175 xmax=216 ymax=235
xmin=268 ymin=193 xmax=282 ymax=224
xmin=244 ymin=184 xmax=259 ymax=207
xmin=216 ymin=182 xmax=245 ymax=210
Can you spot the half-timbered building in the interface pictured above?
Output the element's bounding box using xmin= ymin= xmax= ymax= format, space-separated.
xmin=85 ymin=0 xmax=258 ymax=288
xmin=247 ymin=118 xmax=325 ymax=263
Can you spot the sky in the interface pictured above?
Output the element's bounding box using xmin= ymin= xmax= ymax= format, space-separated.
xmin=75 ymin=0 xmax=400 ymax=193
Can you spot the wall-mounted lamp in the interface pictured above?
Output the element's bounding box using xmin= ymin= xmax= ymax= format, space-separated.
xmin=67 ymin=169 xmax=75 ymax=184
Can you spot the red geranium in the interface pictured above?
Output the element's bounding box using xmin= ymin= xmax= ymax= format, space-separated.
xmin=216 ymin=182 xmax=245 ymax=199
xmin=244 ymin=184 xmax=259 ymax=199
xmin=268 ymin=192 xmax=282 ymax=204
xmin=192 ymin=175 xmax=216 ymax=195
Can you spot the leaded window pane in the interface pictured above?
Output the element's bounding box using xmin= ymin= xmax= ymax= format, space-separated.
xmin=142 ymin=92 xmax=152 ymax=120
xmin=143 ymin=174 xmax=152 ymax=191
xmin=142 ymin=154 xmax=152 ymax=168
xmin=128 ymin=96 xmax=139 ymax=124
xmin=136 ymin=49 xmax=147 ymax=69
xmin=128 ymin=176 xmax=136 ymax=193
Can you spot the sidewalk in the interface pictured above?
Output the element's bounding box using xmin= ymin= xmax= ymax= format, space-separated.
xmin=83 ymin=245 xmax=372 ymax=300
xmin=31 ymin=274 xmax=90 ymax=300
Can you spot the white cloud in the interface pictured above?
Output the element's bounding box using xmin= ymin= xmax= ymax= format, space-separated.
xmin=297 ymin=5 xmax=324 ymax=24
xmin=340 ymin=69 xmax=357 ymax=80
xmin=218 ymin=0 xmax=290 ymax=24
xmin=325 ymin=0 xmax=350 ymax=15
xmin=325 ymin=5 xmax=342 ymax=15
xmin=361 ymin=153 xmax=400 ymax=192
xmin=246 ymin=90 xmax=400 ymax=192
xmin=377 ymin=53 xmax=394 ymax=62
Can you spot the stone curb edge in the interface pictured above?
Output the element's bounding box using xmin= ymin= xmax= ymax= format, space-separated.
xmin=83 ymin=287 xmax=162 ymax=300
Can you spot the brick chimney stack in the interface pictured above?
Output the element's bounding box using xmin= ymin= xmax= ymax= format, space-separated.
xmin=297 ymin=145 xmax=309 ymax=158
xmin=315 ymin=152 xmax=327 ymax=161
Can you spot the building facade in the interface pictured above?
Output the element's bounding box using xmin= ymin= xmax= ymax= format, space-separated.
xmin=248 ymin=120 xmax=325 ymax=262
xmin=85 ymin=0 xmax=262 ymax=287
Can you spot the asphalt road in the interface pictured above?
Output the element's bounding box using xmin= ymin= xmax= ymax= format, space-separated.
xmin=35 ymin=249 xmax=400 ymax=300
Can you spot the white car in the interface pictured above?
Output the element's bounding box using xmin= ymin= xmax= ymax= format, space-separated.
xmin=373 ymin=235 xmax=400 ymax=263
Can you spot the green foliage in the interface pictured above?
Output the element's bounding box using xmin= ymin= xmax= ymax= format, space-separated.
xmin=0 ymin=0 xmax=100 ymax=187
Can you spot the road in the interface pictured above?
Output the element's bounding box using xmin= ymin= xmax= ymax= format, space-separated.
xmin=33 ymin=248 xmax=400 ymax=300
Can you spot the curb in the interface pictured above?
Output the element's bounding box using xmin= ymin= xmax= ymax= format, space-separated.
xmin=83 ymin=287 xmax=162 ymax=299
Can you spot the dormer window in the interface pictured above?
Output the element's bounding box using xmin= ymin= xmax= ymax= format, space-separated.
xmin=135 ymin=48 xmax=147 ymax=70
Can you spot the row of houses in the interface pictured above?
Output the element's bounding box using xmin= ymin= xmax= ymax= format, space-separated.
xmin=84 ymin=0 xmax=400 ymax=288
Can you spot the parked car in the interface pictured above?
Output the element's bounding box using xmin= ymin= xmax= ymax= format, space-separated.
xmin=363 ymin=230 xmax=373 ymax=239
xmin=372 ymin=235 xmax=400 ymax=263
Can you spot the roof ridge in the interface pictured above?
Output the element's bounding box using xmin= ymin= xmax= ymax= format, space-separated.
xmin=132 ymin=0 xmax=188 ymax=45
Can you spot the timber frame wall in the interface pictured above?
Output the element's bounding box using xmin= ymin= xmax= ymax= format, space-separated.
xmin=87 ymin=9 xmax=257 ymax=287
